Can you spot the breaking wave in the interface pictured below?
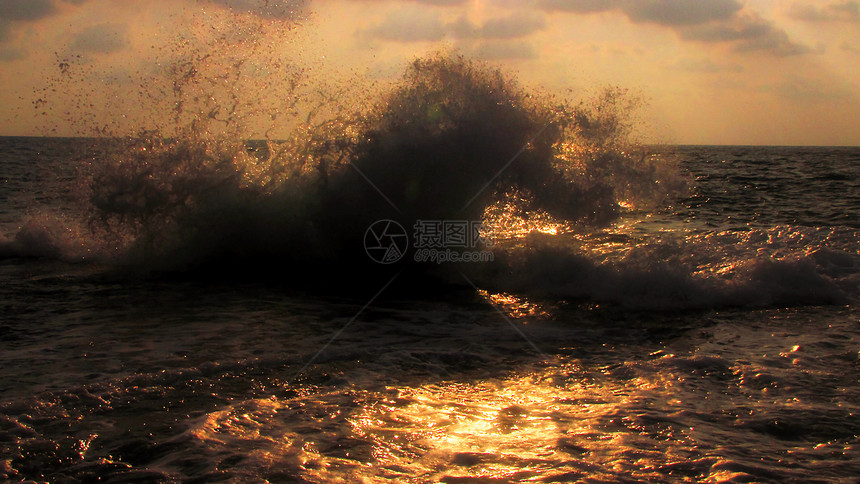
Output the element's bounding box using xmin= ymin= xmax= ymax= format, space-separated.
xmin=4 ymin=39 xmax=858 ymax=309
xmin=79 ymin=54 xmax=684 ymax=278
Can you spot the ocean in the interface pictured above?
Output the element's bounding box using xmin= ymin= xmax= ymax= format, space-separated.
xmin=1 ymin=62 xmax=859 ymax=482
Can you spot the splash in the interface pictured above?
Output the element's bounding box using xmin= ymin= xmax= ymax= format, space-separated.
xmin=10 ymin=4 xmax=856 ymax=308
xmin=79 ymin=53 xmax=682 ymax=279
xmin=35 ymin=1 xmax=311 ymax=139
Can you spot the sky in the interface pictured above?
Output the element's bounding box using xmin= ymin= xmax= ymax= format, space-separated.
xmin=0 ymin=0 xmax=858 ymax=145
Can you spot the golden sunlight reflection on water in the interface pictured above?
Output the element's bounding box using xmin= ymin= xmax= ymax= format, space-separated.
xmin=482 ymin=199 xmax=566 ymax=242
xmin=183 ymin=363 xmax=699 ymax=483
xmin=349 ymin=374 xmax=614 ymax=481
xmin=478 ymin=290 xmax=553 ymax=319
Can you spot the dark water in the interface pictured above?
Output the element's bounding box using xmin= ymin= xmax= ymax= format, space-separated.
xmin=0 ymin=135 xmax=857 ymax=483
xmin=676 ymin=145 xmax=860 ymax=229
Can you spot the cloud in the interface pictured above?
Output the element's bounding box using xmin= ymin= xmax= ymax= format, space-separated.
xmin=411 ymin=0 xmax=468 ymax=4
xmin=539 ymin=0 xmax=741 ymax=25
xmin=472 ymin=39 xmax=538 ymax=59
xmin=364 ymin=7 xmax=547 ymax=43
xmin=538 ymin=0 xmax=621 ymax=14
xmin=539 ymin=0 xmax=809 ymax=57
xmin=475 ymin=12 xmax=546 ymax=39
xmin=0 ymin=0 xmax=57 ymax=21
xmin=0 ymin=0 xmax=92 ymax=44
xmin=367 ymin=7 xmax=448 ymax=42
xmin=680 ymin=13 xmax=812 ymax=56
xmin=623 ymin=0 xmax=742 ymax=26
xmin=70 ymin=23 xmax=128 ymax=54
xmin=0 ymin=0 xmax=57 ymax=52
xmin=789 ymin=1 xmax=860 ymax=22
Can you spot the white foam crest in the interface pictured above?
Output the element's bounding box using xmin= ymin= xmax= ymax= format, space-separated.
xmin=485 ymin=226 xmax=858 ymax=310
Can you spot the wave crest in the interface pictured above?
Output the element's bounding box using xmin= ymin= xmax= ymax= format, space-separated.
xmin=85 ymin=53 xmax=682 ymax=274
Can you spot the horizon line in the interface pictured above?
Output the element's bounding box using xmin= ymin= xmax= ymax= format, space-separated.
xmin=0 ymin=134 xmax=858 ymax=149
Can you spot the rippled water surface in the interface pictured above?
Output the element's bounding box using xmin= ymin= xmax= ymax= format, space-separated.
xmin=1 ymin=140 xmax=859 ymax=483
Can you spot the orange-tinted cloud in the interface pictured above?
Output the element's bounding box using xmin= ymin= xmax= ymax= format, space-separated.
xmin=539 ymin=0 xmax=810 ymax=57
xmin=363 ymin=6 xmax=547 ymax=43
xmin=0 ymin=0 xmax=57 ymax=41
xmin=789 ymin=1 xmax=860 ymax=22
xmin=623 ymin=0 xmax=742 ymax=25
xmin=679 ymin=12 xmax=812 ymax=56
xmin=539 ymin=0 xmax=742 ymax=25
xmin=0 ymin=0 xmax=57 ymax=21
